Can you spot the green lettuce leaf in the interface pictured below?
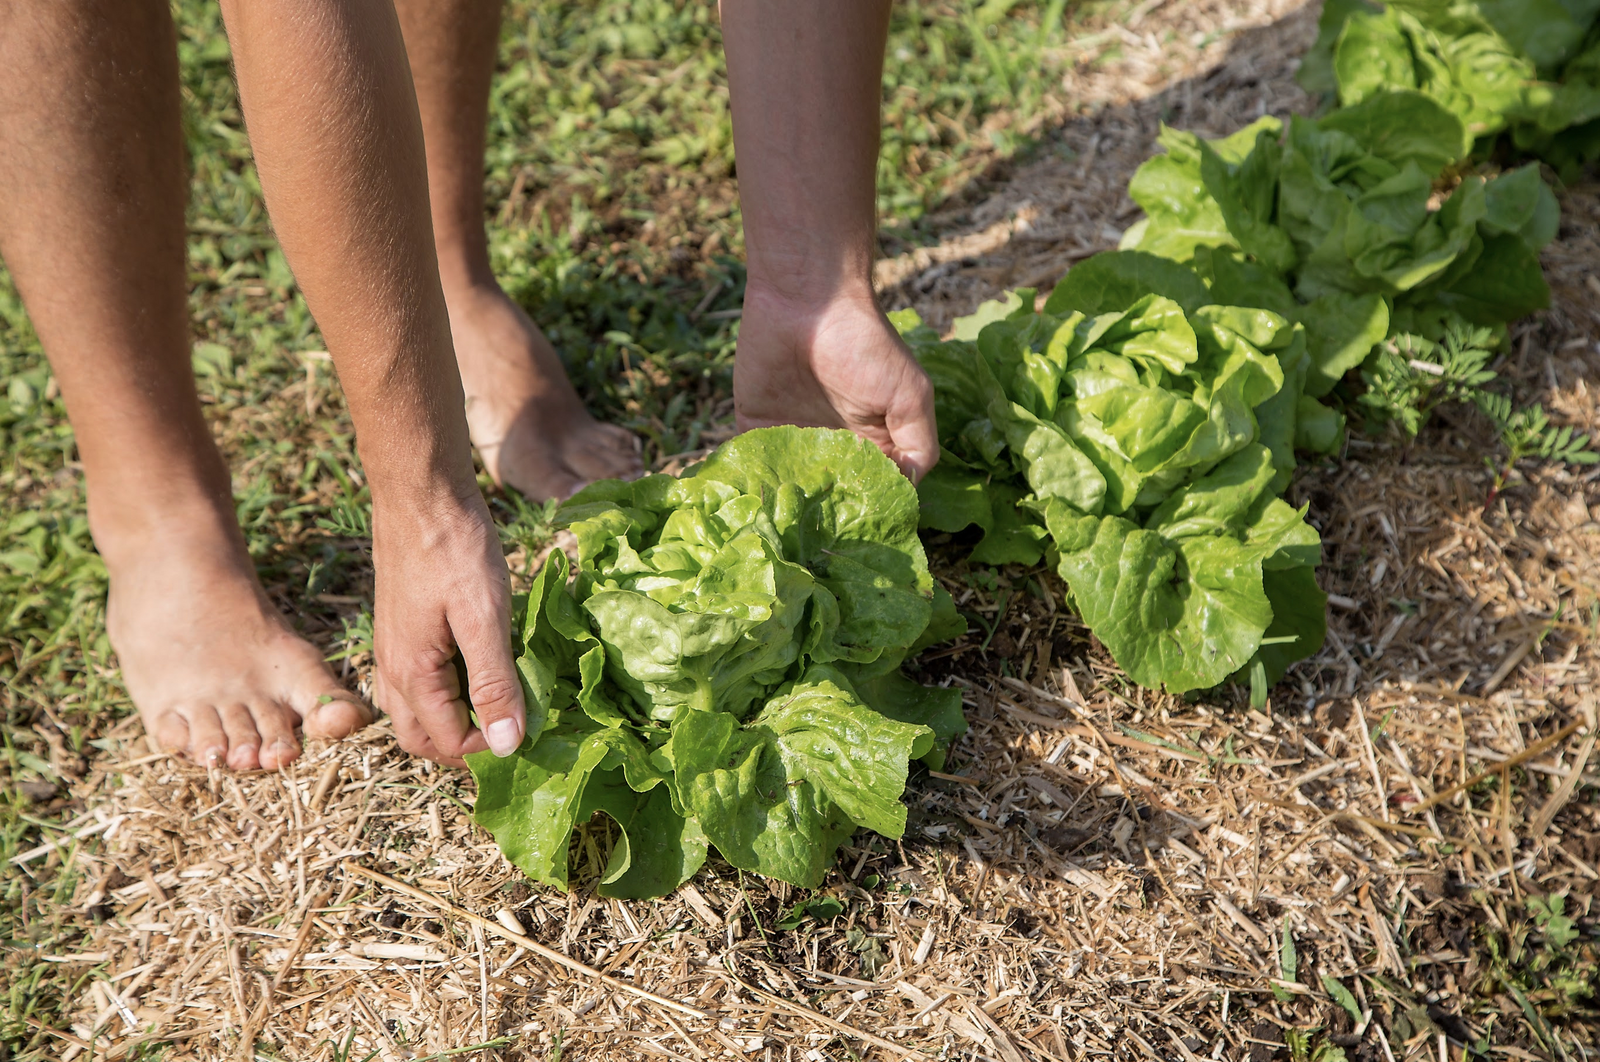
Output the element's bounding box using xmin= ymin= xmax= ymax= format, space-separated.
xmin=846 ymin=667 xmax=967 ymax=771
xmin=670 ymin=665 xmax=933 ymax=887
xmin=575 ymin=770 xmax=709 ymax=899
xmin=467 ymin=711 xmax=614 ymax=890
xmin=1037 ymin=445 xmax=1321 ymax=693
xmin=1045 ymin=250 xmax=1212 ymax=316
xmin=1243 ymin=565 xmax=1329 ymax=687
xmin=691 ymin=427 xmax=934 ymax=661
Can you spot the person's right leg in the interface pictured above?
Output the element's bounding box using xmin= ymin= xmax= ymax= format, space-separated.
xmin=0 ymin=0 xmax=369 ymax=769
xmin=392 ymin=0 xmax=642 ymax=500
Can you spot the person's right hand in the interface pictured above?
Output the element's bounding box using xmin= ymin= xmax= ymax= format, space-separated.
xmin=369 ymin=484 xmax=526 ymax=768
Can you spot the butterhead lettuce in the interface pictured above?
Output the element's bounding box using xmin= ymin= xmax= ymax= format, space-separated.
xmin=899 ymin=253 xmax=1328 ymax=696
xmin=467 ymin=427 xmax=966 ymax=895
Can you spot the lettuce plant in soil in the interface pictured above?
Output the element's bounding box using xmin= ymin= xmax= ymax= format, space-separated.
xmin=1299 ymin=0 xmax=1600 ymax=177
xmin=1120 ymin=92 xmax=1557 ymax=347
xmin=467 ymin=426 xmax=966 ymax=896
xmin=899 ymin=252 xmax=1328 ymax=697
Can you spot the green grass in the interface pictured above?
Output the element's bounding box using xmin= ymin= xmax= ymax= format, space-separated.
xmin=0 ymin=1 xmax=1091 ymax=1054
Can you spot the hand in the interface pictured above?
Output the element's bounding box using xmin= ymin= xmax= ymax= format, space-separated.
xmin=370 ymin=486 xmax=525 ymax=768
xmin=733 ymin=284 xmax=939 ymax=482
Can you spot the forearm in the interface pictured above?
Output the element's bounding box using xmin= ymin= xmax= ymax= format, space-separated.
xmin=219 ymin=0 xmax=473 ymax=504
xmin=720 ymin=0 xmax=891 ymax=304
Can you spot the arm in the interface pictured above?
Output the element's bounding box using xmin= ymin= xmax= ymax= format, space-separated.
xmin=721 ymin=0 xmax=938 ymax=481
xmin=218 ymin=0 xmax=524 ymax=764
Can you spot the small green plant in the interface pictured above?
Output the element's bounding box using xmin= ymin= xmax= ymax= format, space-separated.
xmin=1476 ymin=390 xmax=1599 ymax=493
xmin=1321 ymin=973 xmax=1364 ymax=1026
xmin=775 ymin=895 xmax=846 ymax=931
xmin=1274 ymin=915 xmax=1300 ymax=1002
xmin=1358 ymin=319 xmax=1597 ymax=495
xmin=845 ymin=924 xmax=888 ymax=979
xmin=1476 ymin=891 xmax=1598 ymax=1033
xmin=1284 ymin=1028 xmax=1348 ymax=1062
xmin=1358 ymin=322 xmax=1499 ymax=438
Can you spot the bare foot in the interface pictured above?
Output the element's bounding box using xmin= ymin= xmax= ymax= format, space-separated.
xmin=446 ymin=281 xmax=642 ymax=501
xmin=103 ymin=505 xmax=370 ymax=770
xmin=733 ymin=285 xmax=939 ymax=481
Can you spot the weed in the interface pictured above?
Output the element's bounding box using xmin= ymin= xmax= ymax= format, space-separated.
xmin=1357 ymin=320 xmax=1597 ymax=501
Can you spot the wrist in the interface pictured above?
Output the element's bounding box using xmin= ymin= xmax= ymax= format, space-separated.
xmin=743 ymin=229 xmax=879 ymax=311
xmin=360 ymin=441 xmax=482 ymax=522
xmin=742 ymin=271 xmax=881 ymax=321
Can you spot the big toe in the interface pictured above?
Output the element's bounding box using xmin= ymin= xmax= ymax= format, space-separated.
xmin=303 ymin=690 xmax=373 ymax=740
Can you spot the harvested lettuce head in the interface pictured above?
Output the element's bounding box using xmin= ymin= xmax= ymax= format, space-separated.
xmin=468 ymin=427 xmax=966 ymax=895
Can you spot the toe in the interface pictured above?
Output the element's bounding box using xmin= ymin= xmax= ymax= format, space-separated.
xmin=149 ymin=709 xmax=192 ymax=758
xmin=254 ymin=701 xmax=304 ymax=770
xmin=218 ymin=703 xmax=263 ymax=770
xmin=185 ymin=705 xmax=229 ymax=768
xmin=568 ymin=422 xmax=644 ymax=483
xmin=303 ymin=691 xmax=373 ymax=740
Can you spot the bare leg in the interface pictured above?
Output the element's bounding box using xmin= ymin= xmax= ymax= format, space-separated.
xmin=392 ymin=0 xmax=641 ymax=499
xmin=0 ymin=0 xmax=369 ymax=769
xmin=721 ymin=0 xmax=937 ymax=480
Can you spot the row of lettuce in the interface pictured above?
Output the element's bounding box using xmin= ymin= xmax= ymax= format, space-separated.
xmin=466 ymin=2 xmax=1587 ymax=897
xmin=896 ymin=81 xmax=1559 ymax=697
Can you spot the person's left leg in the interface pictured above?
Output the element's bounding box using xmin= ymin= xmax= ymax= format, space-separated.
xmin=392 ymin=0 xmax=641 ymax=500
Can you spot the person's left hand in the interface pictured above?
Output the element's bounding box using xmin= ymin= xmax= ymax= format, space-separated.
xmin=732 ymin=283 xmax=939 ymax=482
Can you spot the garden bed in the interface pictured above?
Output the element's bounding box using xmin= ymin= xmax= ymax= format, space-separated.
xmin=7 ymin=1 xmax=1599 ymax=1059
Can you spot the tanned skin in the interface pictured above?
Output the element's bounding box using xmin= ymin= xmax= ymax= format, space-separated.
xmin=0 ymin=0 xmax=935 ymax=770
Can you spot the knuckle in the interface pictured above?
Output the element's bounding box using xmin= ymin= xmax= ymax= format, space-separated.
xmin=469 ymin=672 xmax=522 ymax=714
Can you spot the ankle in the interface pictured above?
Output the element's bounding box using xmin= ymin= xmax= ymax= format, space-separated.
xmin=434 ymin=242 xmax=498 ymax=303
xmin=88 ymin=485 xmax=245 ymax=574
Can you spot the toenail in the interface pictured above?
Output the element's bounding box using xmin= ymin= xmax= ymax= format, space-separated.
xmin=485 ymin=717 xmax=524 ymax=757
xmin=203 ymin=746 xmax=227 ymax=767
xmin=270 ymin=739 xmax=297 ymax=760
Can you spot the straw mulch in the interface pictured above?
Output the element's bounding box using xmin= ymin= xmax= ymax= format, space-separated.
xmin=23 ymin=1 xmax=1600 ymax=1059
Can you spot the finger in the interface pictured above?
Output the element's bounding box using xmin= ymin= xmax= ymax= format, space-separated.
xmin=391 ymin=700 xmax=462 ymax=764
xmin=453 ymin=599 xmax=527 ymax=758
xmin=374 ymin=626 xmax=477 ymax=760
xmin=389 ymin=701 xmax=469 ymax=768
xmin=884 ymin=363 xmax=940 ymax=484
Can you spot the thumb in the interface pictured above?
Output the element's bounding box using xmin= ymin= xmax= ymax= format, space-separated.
xmin=455 ymin=605 xmax=527 ymax=758
xmin=885 ymin=369 xmax=940 ymax=484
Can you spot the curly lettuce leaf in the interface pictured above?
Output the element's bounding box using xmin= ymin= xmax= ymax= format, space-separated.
xmin=1045 ymin=250 xmax=1212 ymax=316
xmin=670 ymin=665 xmax=933 ymax=887
xmin=575 ymin=770 xmax=709 ymax=899
xmin=1037 ymin=445 xmax=1321 ymax=693
xmin=689 ymin=427 xmax=934 ymax=661
xmin=1243 ymin=565 xmax=1329 ymax=688
xmin=844 ymin=665 xmax=967 ymax=771
xmin=581 ymin=527 xmax=814 ymax=720
xmin=467 ymin=712 xmax=614 ymax=890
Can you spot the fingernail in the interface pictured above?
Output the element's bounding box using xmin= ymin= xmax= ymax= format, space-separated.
xmin=486 ymin=717 xmax=524 ymax=757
